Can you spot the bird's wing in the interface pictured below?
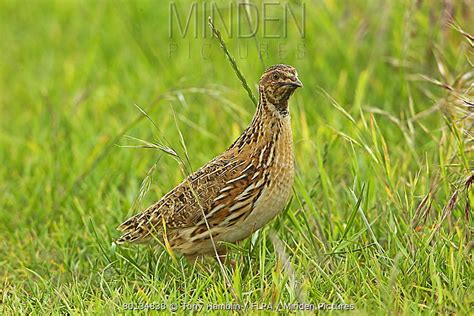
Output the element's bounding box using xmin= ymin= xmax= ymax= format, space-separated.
xmin=116 ymin=150 xmax=267 ymax=244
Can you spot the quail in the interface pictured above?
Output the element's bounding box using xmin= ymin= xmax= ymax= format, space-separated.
xmin=117 ymin=64 xmax=303 ymax=261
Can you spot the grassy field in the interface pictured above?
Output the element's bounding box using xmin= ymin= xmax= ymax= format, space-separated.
xmin=0 ymin=0 xmax=472 ymax=314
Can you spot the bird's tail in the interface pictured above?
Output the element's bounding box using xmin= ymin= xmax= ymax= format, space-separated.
xmin=116 ymin=213 xmax=152 ymax=244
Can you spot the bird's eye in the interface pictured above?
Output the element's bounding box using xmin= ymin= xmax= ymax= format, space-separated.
xmin=273 ymin=73 xmax=279 ymax=80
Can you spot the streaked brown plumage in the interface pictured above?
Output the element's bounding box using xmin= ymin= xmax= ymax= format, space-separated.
xmin=116 ymin=64 xmax=302 ymax=260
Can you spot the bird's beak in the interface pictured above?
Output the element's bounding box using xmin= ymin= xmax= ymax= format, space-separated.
xmin=288 ymin=77 xmax=303 ymax=88
xmin=294 ymin=77 xmax=303 ymax=88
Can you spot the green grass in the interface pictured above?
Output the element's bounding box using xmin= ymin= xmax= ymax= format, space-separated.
xmin=0 ymin=0 xmax=472 ymax=314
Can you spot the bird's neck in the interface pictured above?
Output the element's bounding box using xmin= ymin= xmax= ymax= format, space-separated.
xmin=229 ymin=91 xmax=290 ymax=152
xmin=254 ymin=88 xmax=290 ymax=123
xmin=259 ymin=85 xmax=290 ymax=116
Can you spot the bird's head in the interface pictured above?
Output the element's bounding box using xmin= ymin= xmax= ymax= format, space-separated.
xmin=258 ymin=64 xmax=302 ymax=114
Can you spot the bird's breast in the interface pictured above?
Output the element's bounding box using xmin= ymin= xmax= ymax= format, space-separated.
xmin=240 ymin=116 xmax=294 ymax=232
